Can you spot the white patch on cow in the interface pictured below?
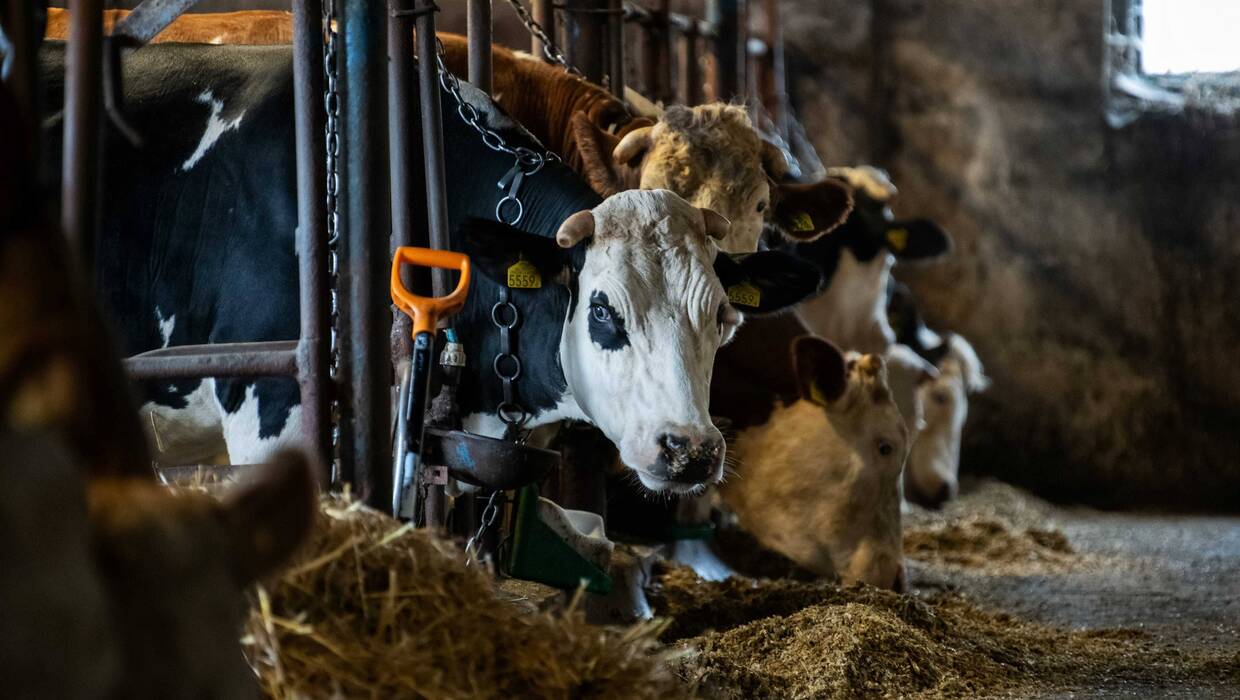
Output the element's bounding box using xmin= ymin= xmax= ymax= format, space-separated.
xmin=826 ymin=165 xmax=898 ymax=202
xmin=208 ymin=34 xmax=225 ymax=45
xmin=884 ymin=343 xmax=937 ymax=433
xmin=153 ymin=306 xmax=176 ymax=348
xmin=141 ymin=379 xmax=226 ymax=466
xmin=181 ymin=90 xmax=245 ymax=172
xmin=216 ymin=385 xmax=303 ymax=465
xmin=795 ymin=249 xmax=896 ymax=353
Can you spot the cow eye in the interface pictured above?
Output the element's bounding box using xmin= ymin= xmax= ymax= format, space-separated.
xmin=756 ymin=200 xmax=767 ymax=213
xmin=590 ymin=304 xmax=611 ymax=323
xmin=932 ymin=390 xmax=952 ymax=406
xmin=877 ymin=440 xmax=894 ymax=457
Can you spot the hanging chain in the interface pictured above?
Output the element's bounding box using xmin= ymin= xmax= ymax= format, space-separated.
xmin=323 ymin=0 xmax=343 ymax=459
xmin=501 ymin=0 xmax=584 ymax=77
xmin=463 ymin=490 xmax=502 ymax=566
xmin=491 ymin=287 xmax=530 ymax=437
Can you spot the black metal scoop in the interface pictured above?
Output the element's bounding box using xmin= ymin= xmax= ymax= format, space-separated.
xmin=421 ymin=427 xmax=559 ymax=491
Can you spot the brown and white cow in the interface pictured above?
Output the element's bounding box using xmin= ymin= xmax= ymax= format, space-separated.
xmin=44 ymin=10 xmax=853 ymax=254
xmin=710 ymin=316 xmax=909 ymax=590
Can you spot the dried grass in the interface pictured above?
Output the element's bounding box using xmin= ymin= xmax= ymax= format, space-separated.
xmin=242 ymin=496 xmax=688 ymax=700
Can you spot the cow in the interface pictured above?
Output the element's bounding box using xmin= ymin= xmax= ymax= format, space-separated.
xmin=710 ymin=317 xmax=909 ymax=591
xmin=886 ymin=282 xmax=989 ymax=508
xmin=771 ymin=165 xmax=952 ymax=354
xmin=39 ymin=41 xmax=820 ymax=490
xmin=44 ymin=10 xmax=854 ymax=254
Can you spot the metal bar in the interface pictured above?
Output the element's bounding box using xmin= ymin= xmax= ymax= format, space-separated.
xmin=531 ymin=0 xmax=554 ymax=61
xmin=62 ymin=0 xmax=104 ymax=273
xmin=388 ymin=0 xmax=416 ymax=366
xmin=637 ymin=0 xmax=670 ymax=103
xmin=112 ymin=0 xmax=203 ymax=45
xmin=705 ymin=0 xmax=745 ymax=102
xmin=125 ymin=342 xmax=299 ymax=379
xmin=339 ymin=0 xmax=393 ymax=510
xmin=676 ymin=26 xmax=700 ymax=105
xmin=762 ymin=0 xmax=786 ymax=137
xmin=559 ymin=0 xmax=609 ymax=85
xmin=292 ymin=0 xmax=332 ymax=476
xmin=3 ymin=0 xmax=42 ymax=181
xmin=607 ymin=0 xmax=624 ymax=98
xmin=467 ymin=0 xmax=492 ymax=94
xmin=412 ymin=0 xmax=450 ymax=528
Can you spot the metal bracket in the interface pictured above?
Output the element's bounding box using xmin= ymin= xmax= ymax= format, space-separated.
xmin=112 ymin=0 xmax=204 ymax=46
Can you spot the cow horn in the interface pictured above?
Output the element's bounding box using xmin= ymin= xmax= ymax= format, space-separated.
xmin=760 ymin=139 xmax=789 ymax=180
xmin=700 ymin=208 xmax=730 ymax=241
xmin=612 ymin=126 xmax=653 ymax=165
xmin=556 ymin=210 xmax=595 ymax=248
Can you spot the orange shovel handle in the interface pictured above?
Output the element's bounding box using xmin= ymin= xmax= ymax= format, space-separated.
xmin=390 ymin=247 xmax=472 ymax=336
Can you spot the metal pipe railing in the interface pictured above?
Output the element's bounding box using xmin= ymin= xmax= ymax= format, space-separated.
xmin=530 ymin=0 xmax=555 ymax=61
xmin=62 ymin=0 xmax=104 ymax=273
xmin=467 ymin=0 xmax=493 ymax=94
xmin=125 ymin=342 xmax=299 ymax=379
xmin=339 ymin=0 xmax=393 ymax=509
xmin=388 ymin=0 xmax=418 ymax=369
xmin=292 ymin=0 xmax=332 ymax=480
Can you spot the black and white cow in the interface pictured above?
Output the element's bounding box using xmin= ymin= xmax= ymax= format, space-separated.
xmin=770 ymin=165 xmax=953 ymax=355
xmin=40 ymin=42 xmax=819 ymax=491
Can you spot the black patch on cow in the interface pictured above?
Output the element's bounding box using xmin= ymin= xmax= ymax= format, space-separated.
xmin=712 ymin=250 xmax=823 ymax=315
xmin=587 ymin=290 xmax=629 ymax=350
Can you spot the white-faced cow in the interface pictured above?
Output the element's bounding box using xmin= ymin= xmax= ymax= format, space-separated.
xmin=771 ymin=165 xmax=952 ymax=353
xmin=39 ymin=41 xmax=820 ymax=491
xmin=711 ymin=317 xmax=909 ymax=590
xmin=886 ymin=282 xmax=990 ymax=508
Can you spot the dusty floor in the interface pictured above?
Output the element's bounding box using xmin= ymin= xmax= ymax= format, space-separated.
xmin=656 ymin=479 xmax=1240 ymax=699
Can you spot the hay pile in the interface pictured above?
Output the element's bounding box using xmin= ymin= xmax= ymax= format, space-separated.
xmin=243 ymin=497 xmax=686 ymax=699
xmin=652 ymin=566 xmax=1240 ymax=699
xmin=903 ymin=516 xmax=1079 ymax=573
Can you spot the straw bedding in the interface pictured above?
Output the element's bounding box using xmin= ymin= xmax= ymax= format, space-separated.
xmin=241 ymin=497 xmax=685 ymax=700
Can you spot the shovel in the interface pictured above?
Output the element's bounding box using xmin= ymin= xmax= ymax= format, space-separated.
xmin=390 ymin=247 xmax=471 ymax=519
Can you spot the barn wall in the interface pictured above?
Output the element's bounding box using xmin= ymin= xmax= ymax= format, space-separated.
xmin=785 ymin=0 xmax=1240 ymax=510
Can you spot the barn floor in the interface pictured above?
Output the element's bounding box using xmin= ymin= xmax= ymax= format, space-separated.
xmin=653 ymin=479 xmax=1240 ymax=698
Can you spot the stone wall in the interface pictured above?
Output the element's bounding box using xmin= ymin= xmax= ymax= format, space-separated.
xmin=785 ymin=0 xmax=1240 ymax=510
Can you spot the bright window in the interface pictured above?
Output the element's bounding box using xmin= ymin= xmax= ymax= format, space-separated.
xmin=1141 ymin=0 xmax=1240 ymax=74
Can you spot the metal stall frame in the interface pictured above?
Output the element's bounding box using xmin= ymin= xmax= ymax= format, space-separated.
xmin=56 ymin=0 xmax=336 ymax=487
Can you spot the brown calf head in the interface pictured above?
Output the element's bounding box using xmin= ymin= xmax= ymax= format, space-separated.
xmin=89 ymin=450 xmax=318 ymax=699
xmin=724 ymin=337 xmax=909 ymax=591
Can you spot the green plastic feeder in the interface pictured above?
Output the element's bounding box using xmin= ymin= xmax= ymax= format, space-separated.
xmin=504 ymin=485 xmax=614 ymax=595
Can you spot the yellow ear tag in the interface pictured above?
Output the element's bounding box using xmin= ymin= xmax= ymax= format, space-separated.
xmin=789 ymin=211 xmax=815 ymax=233
xmin=808 ymin=381 xmax=830 ymax=406
xmin=886 ymin=227 xmax=909 ymax=252
xmin=727 ymin=282 xmax=761 ymax=308
xmin=506 ymin=256 xmax=542 ymax=289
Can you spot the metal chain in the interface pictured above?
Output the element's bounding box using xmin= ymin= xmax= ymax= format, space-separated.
xmin=323 ymin=0 xmax=343 ymax=459
xmin=500 ymin=0 xmax=584 ymax=77
xmin=491 ymin=288 xmax=530 ymax=435
xmin=463 ymin=490 xmax=502 ymax=566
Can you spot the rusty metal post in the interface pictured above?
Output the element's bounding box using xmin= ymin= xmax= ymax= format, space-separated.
xmin=62 ymin=0 xmax=104 ymax=271
xmin=530 ymin=0 xmax=554 ymax=61
xmin=639 ymin=0 xmax=672 ymax=103
xmin=675 ymin=24 xmax=701 ymax=105
xmin=706 ymin=0 xmax=745 ymax=102
xmin=388 ymin=0 xmax=416 ymax=369
xmin=292 ymin=0 xmax=332 ymax=480
xmin=559 ymin=0 xmax=609 ymax=85
xmin=467 ymin=0 xmax=492 ymax=93
xmin=412 ymin=0 xmax=452 ymax=527
xmin=339 ymin=0 xmax=393 ymax=509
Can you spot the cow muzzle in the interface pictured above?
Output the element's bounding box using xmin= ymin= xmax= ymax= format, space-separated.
xmin=636 ymin=426 xmax=725 ymax=491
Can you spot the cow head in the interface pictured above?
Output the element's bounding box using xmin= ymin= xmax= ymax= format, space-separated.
xmin=465 ymin=189 xmax=821 ymax=493
xmin=725 ymin=336 xmax=909 ymax=591
xmin=781 ymin=165 xmax=952 ymax=353
xmin=571 ymin=105 xmax=852 ymax=253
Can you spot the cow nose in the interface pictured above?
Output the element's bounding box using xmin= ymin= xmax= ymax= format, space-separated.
xmin=657 ymin=433 xmax=723 ymax=484
xmin=891 ymin=563 xmax=908 ymax=593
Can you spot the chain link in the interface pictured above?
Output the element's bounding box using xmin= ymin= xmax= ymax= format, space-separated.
xmin=323 ymin=0 xmax=342 ymax=460
xmin=501 ymin=0 xmax=584 ymax=77
xmin=463 ymin=490 xmax=502 ymax=566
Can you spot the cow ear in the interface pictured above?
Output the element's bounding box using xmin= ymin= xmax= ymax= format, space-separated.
xmin=570 ymin=112 xmax=644 ymax=197
xmin=713 ymin=250 xmax=822 ymax=316
xmin=884 ymin=219 xmax=953 ymax=260
xmin=791 ymin=335 xmax=848 ymax=405
xmin=885 ymin=281 xmax=923 ymax=348
xmin=459 ymin=217 xmax=571 ymax=287
xmin=770 ymin=179 xmax=854 ymax=242
xmin=223 ymin=449 xmax=318 ymax=584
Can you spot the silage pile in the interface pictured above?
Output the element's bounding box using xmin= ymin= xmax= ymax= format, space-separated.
xmin=903 ymin=516 xmax=1079 ymax=573
xmin=242 ymin=497 xmax=687 ymax=699
xmin=650 ymin=564 xmax=1240 ymax=699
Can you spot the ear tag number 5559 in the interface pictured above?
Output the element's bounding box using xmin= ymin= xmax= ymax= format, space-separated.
xmin=507 ymin=256 xmax=542 ymax=289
